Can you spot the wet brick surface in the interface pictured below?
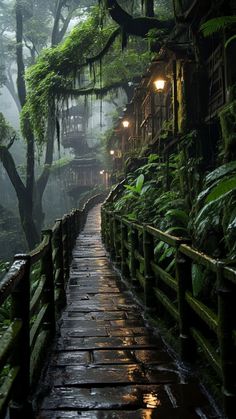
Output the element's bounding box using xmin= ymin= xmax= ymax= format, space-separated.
xmin=35 ymin=204 xmax=220 ymax=419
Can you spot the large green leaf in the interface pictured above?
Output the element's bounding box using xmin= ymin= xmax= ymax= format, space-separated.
xmin=136 ymin=174 xmax=145 ymax=193
xmin=225 ymin=34 xmax=236 ymax=48
xmin=205 ymin=161 xmax=236 ymax=185
xmin=200 ymin=16 xmax=236 ymax=37
xmin=205 ymin=177 xmax=236 ymax=203
xmin=166 ymin=209 xmax=189 ymax=226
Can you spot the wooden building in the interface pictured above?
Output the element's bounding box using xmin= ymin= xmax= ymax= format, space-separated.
xmin=60 ymin=105 xmax=104 ymax=200
xmin=110 ymin=0 xmax=236 ymax=177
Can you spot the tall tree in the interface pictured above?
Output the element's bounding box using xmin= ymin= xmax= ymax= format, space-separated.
xmin=0 ymin=0 xmax=95 ymax=249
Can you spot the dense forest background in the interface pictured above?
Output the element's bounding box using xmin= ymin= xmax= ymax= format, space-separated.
xmin=1 ymin=0 xmax=235 ymax=288
xmin=0 ymin=0 xmax=171 ymax=265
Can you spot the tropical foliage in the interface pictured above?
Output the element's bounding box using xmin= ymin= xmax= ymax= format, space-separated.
xmin=191 ymin=161 xmax=236 ymax=260
xmin=107 ymin=153 xmax=189 ymax=235
xmin=201 ymin=15 xmax=236 ymax=48
xmin=22 ymin=6 xmax=150 ymax=143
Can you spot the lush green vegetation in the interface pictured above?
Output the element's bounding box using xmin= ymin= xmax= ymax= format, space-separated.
xmin=106 ymin=155 xmax=236 ymax=254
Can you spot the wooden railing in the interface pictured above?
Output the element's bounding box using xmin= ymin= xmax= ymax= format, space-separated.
xmin=101 ymin=207 xmax=236 ymax=419
xmin=0 ymin=193 xmax=105 ymax=419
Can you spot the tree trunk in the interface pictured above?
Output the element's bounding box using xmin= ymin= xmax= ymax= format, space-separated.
xmin=145 ymin=0 xmax=154 ymax=17
xmin=18 ymin=195 xmax=40 ymax=249
xmin=34 ymin=103 xmax=56 ymax=230
xmin=14 ymin=0 xmax=38 ymax=249
xmin=5 ymin=70 xmax=22 ymax=113
xmin=16 ymin=1 xmax=26 ymax=107
xmin=0 ymin=146 xmax=39 ymax=249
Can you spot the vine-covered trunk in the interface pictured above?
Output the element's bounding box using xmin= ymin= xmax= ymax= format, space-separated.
xmin=16 ymin=1 xmax=26 ymax=107
xmin=34 ymin=103 xmax=56 ymax=231
xmin=18 ymin=196 xmax=39 ymax=249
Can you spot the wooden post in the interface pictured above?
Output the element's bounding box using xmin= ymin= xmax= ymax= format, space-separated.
xmin=62 ymin=216 xmax=70 ymax=281
xmin=143 ymin=227 xmax=155 ymax=309
xmin=53 ymin=220 xmax=66 ymax=310
xmin=176 ymin=247 xmax=193 ymax=361
xmin=172 ymin=60 xmax=178 ymax=136
xmin=109 ymin=215 xmax=116 ymax=261
xmin=76 ymin=209 xmax=82 ymax=234
xmin=121 ymin=221 xmax=129 ymax=278
xmin=10 ymin=254 xmax=33 ymax=419
xmin=67 ymin=215 xmax=72 ymax=263
xmin=217 ymin=262 xmax=236 ymax=418
xmin=113 ymin=217 xmax=121 ymax=268
xmin=101 ymin=209 xmax=107 ymax=248
xmin=130 ymin=225 xmax=139 ymax=287
xmin=71 ymin=210 xmax=76 ymax=247
xmin=41 ymin=230 xmax=56 ymax=335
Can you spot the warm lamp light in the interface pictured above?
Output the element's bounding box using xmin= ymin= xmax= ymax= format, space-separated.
xmin=109 ymin=150 xmax=115 ymax=155
xmin=154 ymin=78 xmax=166 ymax=92
xmin=99 ymin=170 xmax=105 ymax=175
xmin=122 ymin=119 xmax=130 ymax=128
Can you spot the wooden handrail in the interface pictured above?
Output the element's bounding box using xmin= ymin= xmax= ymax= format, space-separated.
xmin=0 ymin=192 xmax=106 ymax=419
xmin=101 ymin=206 xmax=236 ymax=418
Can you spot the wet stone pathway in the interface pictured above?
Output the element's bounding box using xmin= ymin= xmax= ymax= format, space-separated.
xmin=36 ymin=204 xmax=220 ymax=419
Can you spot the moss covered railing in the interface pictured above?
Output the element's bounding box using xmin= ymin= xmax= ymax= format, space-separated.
xmin=101 ymin=206 xmax=236 ymax=419
xmin=0 ymin=193 xmax=105 ymax=419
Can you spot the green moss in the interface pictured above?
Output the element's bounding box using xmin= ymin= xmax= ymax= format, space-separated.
xmin=177 ymin=62 xmax=187 ymax=133
xmin=21 ymin=7 xmax=112 ymax=143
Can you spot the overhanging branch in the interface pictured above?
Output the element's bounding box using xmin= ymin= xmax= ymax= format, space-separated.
xmin=60 ymin=81 xmax=128 ymax=97
xmin=106 ymin=0 xmax=174 ymax=37
xmin=86 ymin=27 xmax=121 ymax=65
xmin=0 ymin=146 xmax=26 ymax=200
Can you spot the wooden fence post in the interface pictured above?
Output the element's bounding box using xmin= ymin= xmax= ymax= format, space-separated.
xmin=76 ymin=209 xmax=82 ymax=234
xmin=130 ymin=225 xmax=139 ymax=287
xmin=67 ymin=215 xmax=73 ymax=263
xmin=101 ymin=208 xmax=106 ymax=245
xmin=71 ymin=210 xmax=76 ymax=247
xmin=121 ymin=221 xmax=129 ymax=278
xmin=41 ymin=229 xmax=56 ymax=335
xmin=113 ymin=218 xmax=121 ymax=268
xmin=104 ymin=211 xmax=110 ymax=250
xmin=9 ymin=254 xmax=33 ymax=419
xmin=143 ymin=226 xmax=155 ymax=309
xmin=217 ymin=262 xmax=236 ymax=418
xmin=62 ymin=216 xmax=70 ymax=281
xmin=53 ymin=220 xmax=66 ymax=311
xmin=175 ymin=247 xmax=193 ymax=362
xmin=109 ymin=215 xmax=116 ymax=261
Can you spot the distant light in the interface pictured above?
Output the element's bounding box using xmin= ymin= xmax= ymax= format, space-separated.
xmin=122 ymin=120 xmax=130 ymax=128
xmin=100 ymin=170 xmax=105 ymax=175
xmin=110 ymin=150 xmax=115 ymax=155
xmin=154 ymin=79 xmax=166 ymax=92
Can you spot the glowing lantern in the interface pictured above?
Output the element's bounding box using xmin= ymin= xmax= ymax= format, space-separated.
xmin=153 ymin=78 xmax=166 ymax=92
xmin=122 ymin=120 xmax=130 ymax=128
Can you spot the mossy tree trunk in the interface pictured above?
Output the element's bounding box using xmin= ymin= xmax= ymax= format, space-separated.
xmin=0 ymin=146 xmax=39 ymax=249
xmin=0 ymin=1 xmax=77 ymax=248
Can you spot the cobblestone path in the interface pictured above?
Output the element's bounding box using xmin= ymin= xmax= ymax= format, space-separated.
xmin=36 ymin=204 xmax=220 ymax=419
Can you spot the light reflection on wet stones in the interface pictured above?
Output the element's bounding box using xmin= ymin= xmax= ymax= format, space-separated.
xmin=35 ymin=204 xmax=218 ymax=419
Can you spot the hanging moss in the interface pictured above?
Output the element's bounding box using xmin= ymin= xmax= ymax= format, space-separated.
xmin=21 ymin=7 xmax=118 ymax=143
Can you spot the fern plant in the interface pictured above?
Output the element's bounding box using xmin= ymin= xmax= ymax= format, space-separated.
xmin=200 ymin=16 xmax=236 ymax=47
